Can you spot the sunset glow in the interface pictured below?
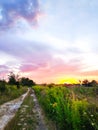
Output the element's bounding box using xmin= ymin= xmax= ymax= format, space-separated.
xmin=59 ymin=78 xmax=79 ymax=84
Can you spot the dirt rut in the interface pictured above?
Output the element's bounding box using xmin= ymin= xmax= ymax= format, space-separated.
xmin=0 ymin=89 xmax=29 ymax=130
xmin=31 ymin=89 xmax=48 ymax=130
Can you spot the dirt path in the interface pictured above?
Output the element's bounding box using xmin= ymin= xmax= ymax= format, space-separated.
xmin=31 ymin=89 xmax=48 ymax=130
xmin=1 ymin=88 xmax=49 ymax=130
xmin=0 ymin=89 xmax=29 ymax=130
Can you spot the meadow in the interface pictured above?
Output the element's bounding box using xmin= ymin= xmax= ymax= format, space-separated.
xmin=34 ymin=85 xmax=98 ymax=130
xmin=0 ymin=73 xmax=35 ymax=105
xmin=0 ymin=81 xmax=28 ymax=105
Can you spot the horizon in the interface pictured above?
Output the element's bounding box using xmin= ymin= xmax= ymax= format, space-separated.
xmin=0 ymin=0 xmax=98 ymax=84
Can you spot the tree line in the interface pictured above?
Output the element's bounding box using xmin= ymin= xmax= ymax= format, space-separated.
xmin=8 ymin=72 xmax=36 ymax=88
xmin=80 ymin=79 xmax=98 ymax=87
xmin=0 ymin=72 xmax=36 ymax=92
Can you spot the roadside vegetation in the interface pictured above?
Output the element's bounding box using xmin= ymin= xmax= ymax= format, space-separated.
xmin=34 ymin=83 xmax=98 ymax=130
xmin=0 ymin=72 xmax=35 ymax=105
xmin=0 ymin=84 xmax=27 ymax=105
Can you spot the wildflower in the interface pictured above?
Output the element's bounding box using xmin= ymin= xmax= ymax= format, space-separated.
xmin=83 ymin=112 xmax=87 ymax=115
xmin=90 ymin=114 xmax=94 ymax=117
xmin=91 ymin=122 xmax=95 ymax=126
xmin=52 ymin=102 xmax=57 ymax=107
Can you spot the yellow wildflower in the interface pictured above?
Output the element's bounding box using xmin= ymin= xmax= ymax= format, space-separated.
xmin=52 ymin=102 xmax=57 ymax=107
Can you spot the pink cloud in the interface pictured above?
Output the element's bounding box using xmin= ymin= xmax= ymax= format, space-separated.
xmin=20 ymin=58 xmax=82 ymax=83
xmin=20 ymin=64 xmax=39 ymax=72
xmin=81 ymin=70 xmax=98 ymax=76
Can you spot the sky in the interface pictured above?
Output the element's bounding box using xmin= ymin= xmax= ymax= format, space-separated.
xmin=0 ymin=0 xmax=98 ymax=84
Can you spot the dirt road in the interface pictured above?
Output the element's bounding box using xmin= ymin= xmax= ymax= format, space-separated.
xmin=0 ymin=89 xmax=29 ymax=130
xmin=0 ymin=88 xmax=49 ymax=130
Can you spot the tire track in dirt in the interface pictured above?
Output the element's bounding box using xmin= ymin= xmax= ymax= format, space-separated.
xmin=31 ymin=89 xmax=48 ymax=130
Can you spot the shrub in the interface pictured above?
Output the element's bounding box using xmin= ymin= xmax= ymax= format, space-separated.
xmin=0 ymin=80 xmax=7 ymax=93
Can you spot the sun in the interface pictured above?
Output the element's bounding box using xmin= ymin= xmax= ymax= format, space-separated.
xmin=59 ymin=78 xmax=79 ymax=84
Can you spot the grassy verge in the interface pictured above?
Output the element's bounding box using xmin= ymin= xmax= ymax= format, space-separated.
xmin=4 ymin=89 xmax=36 ymax=130
xmin=0 ymin=86 xmax=28 ymax=105
xmin=34 ymin=85 xmax=98 ymax=130
xmin=71 ymin=86 xmax=98 ymax=107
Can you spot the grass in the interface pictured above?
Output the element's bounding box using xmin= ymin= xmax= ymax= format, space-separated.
xmin=34 ymin=85 xmax=98 ymax=130
xmin=4 ymin=89 xmax=37 ymax=130
xmin=0 ymin=85 xmax=28 ymax=105
xmin=71 ymin=86 xmax=98 ymax=107
xmin=4 ymin=85 xmax=98 ymax=130
xmin=72 ymin=86 xmax=98 ymax=97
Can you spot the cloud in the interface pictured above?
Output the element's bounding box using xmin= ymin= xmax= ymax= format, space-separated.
xmin=0 ymin=65 xmax=9 ymax=79
xmin=0 ymin=65 xmax=8 ymax=72
xmin=0 ymin=0 xmax=41 ymax=29
xmin=22 ymin=57 xmax=82 ymax=84
xmin=0 ymin=33 xmax=49 ymax=57
xmin=81 ymin=70 xmax=98 ymax=76
xmin=20 ymin=63 xmax=39 ymax=72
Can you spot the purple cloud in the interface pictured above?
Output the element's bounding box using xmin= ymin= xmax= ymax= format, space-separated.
xmin=0 ymin=65 xmax=9 ymax=79
xmin=0 ymin=65 xmax=8 ymax=71
xmin=0 ymin=0 xmax=41 ymax=29
xmin=20 ymin=64 xmax=39 ymax=72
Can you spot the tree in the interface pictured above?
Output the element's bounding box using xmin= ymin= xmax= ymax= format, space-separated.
xmin=8 ymin=72 xmax=16 ymax=85
xmin=8 ymin=72 xmax=20 ymax=88
xmin=89 ymin=80 xmax=98 ymax=87
xmin=0 ymin=80 xmax=7 ymax=92
xmin=82 ymin=79 xmax=98 ymax=87
xmin=82 ymin=79 xmax=89 ymax=86
xmin=28 ymin=79 xmax=35 ymax=87
xmin=20 ymin=77 xmax=35 ymax=87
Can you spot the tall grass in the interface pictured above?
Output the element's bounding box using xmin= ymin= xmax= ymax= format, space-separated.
xmin=0 ymin=85 xmax=27 ymax=105
xmin=34 ymin=86 xmax=98 ymax=130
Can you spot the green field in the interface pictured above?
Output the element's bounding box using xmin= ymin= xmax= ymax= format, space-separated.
xmin=0 ymin=85 xmax=27 ymax=105
xmin=34 ymin=85 xmax=98 ymax=130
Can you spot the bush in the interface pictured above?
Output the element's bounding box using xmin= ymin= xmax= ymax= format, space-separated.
xmin=0 ymin=80 xmax=7 ymax=93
